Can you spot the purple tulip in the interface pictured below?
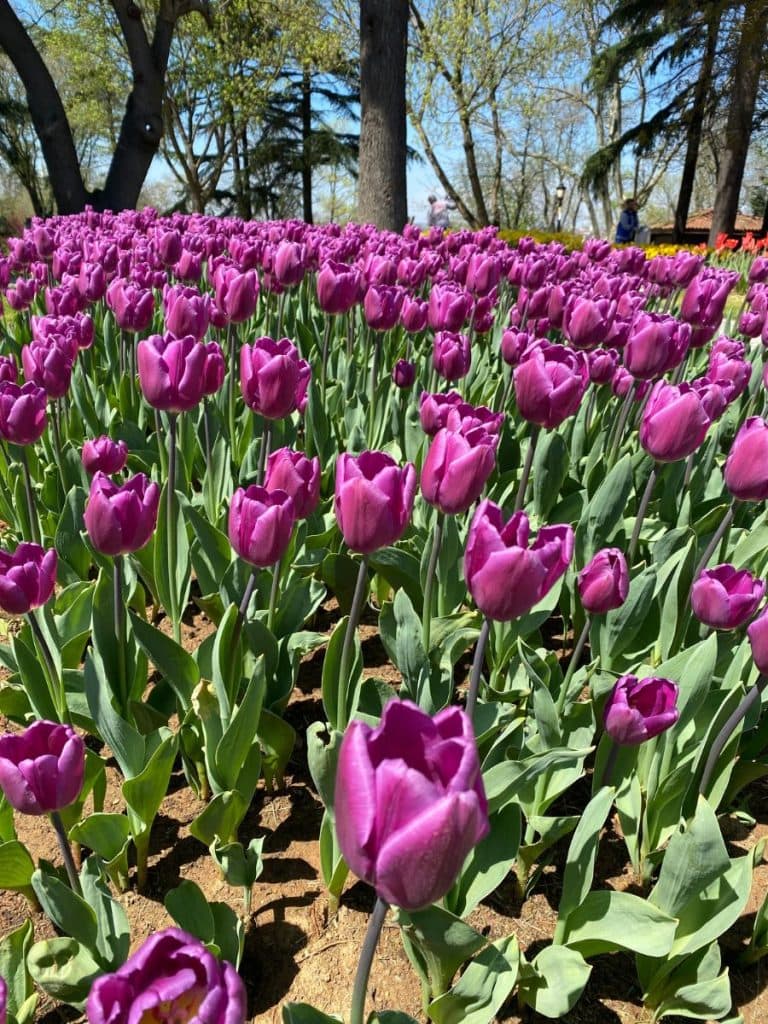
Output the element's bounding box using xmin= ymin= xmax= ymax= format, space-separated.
xmin=562 ymin=295 xmax=615 ymax=350
xmin=513 ymin=342 xmax=589 ymax=429
xmin=0 ymin=974 xmax=5 ymax=1024
xmin=400 ymin=296 xmax=429 ymax=333
xmin=137 ymin=334 xmax=208 ymax=413
xmin=639 ymin=380 xmax=716 ymax=462
xmin=21 ymin=340 xmax=74 ymax=400
xmin=77 ymin=263 xmax=106 ymax=303
xmin=274 ymin=240 xmax=306 ymax=288
xmin=392 ymin=359 xmax=416 ymax=389
xmin=335 ymin=451 xmax=417 ymax=554
xmin=86 ymin=927 xmax=246 ymax=1024
xmin=163 ymin=284 xmax=211 ymax=342
xmin=604 ymin=675 xmax=679 ymax=745
xmin=428 ymin=284 xmax=472 ymax=332
xmin=82 ymin=436 xmax=129 ymax=476
xmin=624 ymin=313 xmax=691 ymax=379
xmin=500 ymin=328 xmax=532 ymax=367
xmin=106 ymin=280 xmax=154 ymax=333
xmin=264 ymin=448 xmax=321 ymax=519
xmin=214 ymin=267 xmax=259 ymax=324
xmin=228 ymin=485 xmax=295 ymax=567
xmin=0 ymin=381 xmax=47 ymax=445
xmin=0 ymin=720 xmax=84 ymax=815
xmin=84 ymin=472 xmax=160 ymax=556
xmin=419 ymin=391 xmax=503 ymax=437
xmin=578 ymin=548 xmax=629 ymax=614
xmin=363 ymin=284 xmax=404 ymax=331
xmin=157 ymin=229 xmax=183 ymax=266
xmin=433 ymin=331 xmax=471 ymax=382
xmin=725 ymin=418 xmax=768 ymax=502
xmin=421 ymin=423 xmax=498 ymax=515
xmin=201 ymin=341 xmax=226 ymax=396
xmin=748 ymin=606 xmax=768 ymax=674
xmin=707 ymin=339 xmax=752 ymax=402
xmin=0 ymin=355 xmax=17 ymax=385
xmin=0 ymin=543 xmax=57 ymax=615
xmin=335 ymin=700 xmax=489 ymax=910
xmin=681 ymin=271 xmax=739 ymax=330
xmin=464 ymin=501 xmax=573 ymax=621
xmin=466 ymin=252 xmax=501 ymax=296
xmin=691 ymin=564 xmax=765 ymax=630
xmin=240 ymin=337 xmax=311 ymax=420
xmin=749 ymin=257 xmax=768 ymax=285
xmin=317 ymin=260 xmax=360 ymax=315
xmin=174 ymin=249 xmax=202 ymax=282
xmin=588 ymin=348 xmax=619 ymax=385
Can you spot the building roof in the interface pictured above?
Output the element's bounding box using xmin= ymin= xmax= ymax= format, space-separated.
xmin=651 ymin=208 xmax=764 ymax=232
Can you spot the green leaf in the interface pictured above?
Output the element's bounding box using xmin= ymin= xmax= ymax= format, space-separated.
xmin=31 ymin=866 xmax=98 ymax=951
xmin=122 ymin=733 xmax=178 ymax=841
xmin=599 ymin=564 xmax=657 ymax=666
xmin=399 ymin=905 xmax=487 ymax=998
xmin=154 ymin=482 xmax=191 ymax=633
xmin=533 ymin=431 xmax=569 ymax=519
xmin=189 ymin=790 xmax=247 ymax=846
xmin=428 ymin=936 xmax=519 ymax=1024
xmin=130 ymin=611 xmax=200 ymax=710
xmin=210 ymin=836 xmax=264 ymax=889
xmin=187 ymin=502 xmax=233 ymax=596
xmin=69 ymin=814 xmax=131 ymax=892
xmin=0 ymin=919 xmax=35 ymax=1021
xmin=257 ymin=708 xmax=295 ymax=791
xmin=369 ymin=546 xmax=423 ymax=609
xmin=0 ymin=840 xmax=35 ymax=892
xmin=555 ymin=787 xmax=614 ymax=937
xmin=83 ymin=647 xmax=145 ymax=778
xmin=379 ymin=590 xmax=429 ymax=704
xmin=80 ymin=857 xmax=130 ymax=969
xmin=561 ymin=890 xmax=677 ymax=956
xmin=321 ymin=616 xmax=361 ymax=731
xmin=653 ymin=972 xmax=732 ymax=1020
xmin=165 ymin=879 xmax=215 ymax=942
xmin=306 ymin=722 xmax=343 ymax=813
xmin=281 ymin=1004 xmax=343 ymax=1024
xmin=215 ymin=657 xmax=266 ymax=792
xmin=210 ymin=901 xmax=245 ymax=969
xmin=27 ymin=937 xmax=101 ymax=1008
xmin=517 ymin=944 xmax=591 ymax=1019
xmin=446 ymin=803 xmax=521 ymax=918
xmin=580 ymin=453 xmax=634 ymax=560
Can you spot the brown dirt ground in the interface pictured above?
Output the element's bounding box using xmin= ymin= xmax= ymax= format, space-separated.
xmin=1 ymin=601 xmax=767 ymax=1024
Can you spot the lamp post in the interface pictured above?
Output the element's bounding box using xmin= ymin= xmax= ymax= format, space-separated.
xmin=555 ymin=182 xmax=566 ymax=233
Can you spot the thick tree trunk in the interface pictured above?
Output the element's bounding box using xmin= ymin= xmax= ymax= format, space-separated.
xmin=708 ymin=0 xmax=768 ymax=246
xmin=674 ymin=9 xmax=721 ymax=242
xmin=0 ymin=0 xmax=87 ymax=212
xmin=358 ymin=0 xmax=408 ymax=231
xmin=301 ymin=69 xmax=313 ymax=224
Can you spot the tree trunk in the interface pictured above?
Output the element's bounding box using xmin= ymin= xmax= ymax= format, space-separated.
xmin=708 ymin=0 xmax=768 ymax=245
xmin=301 ymin=68 xmax=313 ymax=224
xmin=0 ymin=0 xmax=87 ymax=212
xmin=674 ymin=9 xmax=721 ymax=242
xmin=358 ymin=0 xmax=408 ymax=231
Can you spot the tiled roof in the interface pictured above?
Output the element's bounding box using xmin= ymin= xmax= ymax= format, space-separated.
xmin=652 ymin=208 xmax=764 ymax=231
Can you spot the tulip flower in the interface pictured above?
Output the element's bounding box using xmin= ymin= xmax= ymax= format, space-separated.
xmin=588 ymin=348 xmax=619 ymax=385
xmin=137 ymin=333 xmax=208 ymax=413
xmin=84 ymin=472 xmax=160 ymax=556
xmin=680 ymin=270 xmax=739 ymax=329
xmin=240 ymin=337 xmax=310 ymax=420
xmin=335 ymin=700 xmax=489 ymax=910
xmin=400 ymin=295 xmax=429 ymax=333
xmin=82 ymin=436 xmax=128 ymax=476
xmin=433 ymin=331 xmax=471 ymax=382
xmin=106 ymin=279 xmax=154 ymax=333
xmin=639 ymin=380 xmax=716 ymax=463
xmin=157 ymin=228 xmax=183 ymax=266
xmin=163 ymin=284 xmax=211 ymax=342
xmin=21 ymin=339 xmax=75 ymax=400
xmin=513 ymin=342 xmax=589 ymax=429
xmin=214 ymin=266 xmax=259 ymax=323
xmin=428 ymin=284 xmax=472 ymax=331
xmin=363 ymin=284 xmax=404 ymax=331
xmin=86 ymin=928 xmax=246 ymax=1024
xmin=422 ymin=423 xmax=497 ymax=516
xmin=274 ymin=240 xmax=306 ymax=287
xmin=624 ymin=313 xmax=691 ymax=379
xmin=578 ymin=548 xmax=629 ymax=614
xmin=722 ymin=416 xmax=768 ymax=503
xmin=392 ymin=359 xmax=416 ymax=389
xmin=0 ymin=381 xmax=47 ymax=446
xmin=603 ymin=675 xmax=679 ymax=746
xmin=265 ymin=448 xmax=321 ymax=520
xmin=316 ymin=260 xmax=361 ymax=315
xmin=0 ymin=355 xmax=17 ymax=384
xmin=228 ymin=485 xmax=295 ymax=568
xmin=335 ymin=451 xmax=417 ymax=555
xmin=0 ymin=720 xmax=84 ymax=816
xmin=0 ymin=543 xmax=56 ymax=615
xmin=500 ymin=328 xmax=532 ymax=367
xmin=562 ymin=295 xmax=615 ymax=350
xmin=691 ymin=564 xmax=765 ymax=630
xmin=465 ymin=501 xmax=573 ymax=624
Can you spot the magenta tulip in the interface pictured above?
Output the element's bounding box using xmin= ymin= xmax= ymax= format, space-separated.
xmin=0 ymin=721 xmax=84 ymax=815
xmin=0 ymin=381 xmax=47 ymax=445
xmin=228 ymin=485 xmax=295 ymax=567
xmin=604 ymin=676 xmax=679 ymax=745
xmin=0 ymin=543 xmax=57 ymax=615
xmin=335 ymin=451 xmax=416 ymax=554
xmin=82 ymin=437 xmax=128 ymax=476
xmin=84 ymin=472 xmax=160 ymax=556
xmin=513 ymin=342 xmax=589 ymax=429
xmin=578 ymin=548 xmax=629 ymax=614
xmin=264 ymin=448 xmax=321 ymax=519
xmin=137 ymin=334 xmax=208 ymax=413
xmin=724 ymin=417 xmax=768 ymax=501
xmin=433 ymin=331 xmax=471 ymax=382
xmin=240 ymin=337 xmax=310 ymax=420
xmin=639 ymin=381 xmax=716 ymax=462
xmin=691 ymin=564 xmax=765 ymax=630
xmin=421 ymin=423 xmax=497 ymax=515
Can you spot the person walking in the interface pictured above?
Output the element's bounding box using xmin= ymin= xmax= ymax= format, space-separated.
xmin=427 ymin=194 xmax=454 ymax=229
xmin=615 ymin=197 xmax=639 ymax=243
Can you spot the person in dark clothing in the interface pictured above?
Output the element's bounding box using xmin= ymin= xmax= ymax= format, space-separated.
xmin=615 ymin=197 xmax=639 ymax=243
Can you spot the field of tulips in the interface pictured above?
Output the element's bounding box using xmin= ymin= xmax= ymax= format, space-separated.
xmin=0 ymin=211 xmax=768 ymax=1024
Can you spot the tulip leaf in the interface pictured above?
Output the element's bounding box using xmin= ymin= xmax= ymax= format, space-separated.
xmin=370 ymin=1015 xmax=420 ymax=1024
xmin=369 ymin=546 xmax=423 ymax=610
xmin=12 ymin=632 xmax=57 ymax=722
xmin=578 ymin=453 xmax=634 ymax=562
xmin=210 ymin=836 xmax=264 ymax=890
xmin=0 ymin=840 xmax=35 ymax=892
xmin=212 ymin=602 xmax=242 ymax=725
xmin=130 ymin=610 xmax=200 ymax=710
xmin=306 ymin=722 xmax=343 ymax=814
xmin=598 ymin=564 xmax=657 ymax=668
xmin=533 ymin=431 xmax=569 ymax=520
xmin=446 ymin=802 xmax=521 ymax=918
xmin=379 ymin=590 xmax=430 ymax=706
xmin=555 ymin=786 xmax=614 ymax=938
xmin=186 ymin=502 xmax=233 ymax=596
xmin=165 ymin=879 xmax=215 ymax=943
xmin=257 ymin=707 xmax=295 ymax=791
xmin=214 ymin=656 xmax=265 ymax=791
xmin=651 ymin=972 xmax=733 ymax=1022
xmin=189 ymin=790 xmax=248 ymax=847
xmin=560 ymin=890 xmax=677 ymax=956
xmin=517 ymin=944 xmax=591 ymax=1019
xmin=399 ymin=905 xmax=487 ymax=998
xmin=319 ymin=810 xmax=349 ymax=900
xmin=69 ymin=814 xmax=131 ymax=892
xmin=282 ymin=1004 xmax=343 ymax=1024
xmin=123 ymin=732 xmax=178 ymax=847
xmin=80 ymin=857 xmax=130 ymax=969
xmin=31 ymin=866 xmax=98 ymax=952
xmin=0 ymin=918 xmax=35 ymax=1022
xmin=54 ymin=486 xmax=91 ymax=582
xmin=321 ymin=616 xmax=361 ymax=731
xmin=428 ymin=935 xmax=519 ymax=1024
xmin=27 ymin=937 xmax=101 ymax=1010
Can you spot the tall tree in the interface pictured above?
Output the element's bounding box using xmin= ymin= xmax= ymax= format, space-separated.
xmin=358 ymin=0 xmax=408 ymax=230
xmin=709 ymin=0 xmax=768 ymax=243
xmin=0 ymin=0 xmax=210 ymax=213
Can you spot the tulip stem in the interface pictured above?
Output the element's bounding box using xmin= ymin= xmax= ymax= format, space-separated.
xmin=50 ymin=810 xmax=82 ymax=896
xmin=18 ymin=446 xmax=41 ymax=545
xmin=557 ymin=617 xmax=591 ymax=715
xmin=466 ymin=618 xmax=491 ymax=722
xmin=502 ymin=369 xmax=515 ymax=407
xmin=349 ymin=898 xmax=389 ymax=1024
xmin=267 ymin=558 xmax=281 ymax=633
xmin=227 ymin=323 xmax=237 ymax=450
xmin=689 ymin=502 xmax=735 ymax=599
xmin=50 ymin=401 xmax=67 ymax=495
xmin=699 ymin=674 xmax=768 ymax=797
xmin=600 ymin=739 xmax=620 ymax=789
xmin=628 ymin=464 xmax=658 ymax=563
xmin=338 ymin=556 xmax=369 ymax=729
xmin=27 ymin=609 xmax=68 ymax=724
xmin=167 ymin=413 xmax=181 ymax=643
xmin=203 ymin=401 xmax=212 ymax=476
xmin=606 ymin=381 xmax=636 ymax=466
xmin=422 ymin=512 xmax=444 ymax=652
xmin=368 ymin=335 xmax=382 ymax=446
xmin=155 ymin=409 xmax=168 ymax=479
xmin=257 ymin=420 xmax=272 ymax=485
xmin=514 ymin=426 xmax=539 ymax=514
xmin=320 ymin=317 xmax=332 ymax=400
xmin=113 ymin=556 xmax=127 ymax=712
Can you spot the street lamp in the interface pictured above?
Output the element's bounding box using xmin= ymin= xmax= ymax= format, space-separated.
xmin=555 ymin=183 xmax=566 ymax=233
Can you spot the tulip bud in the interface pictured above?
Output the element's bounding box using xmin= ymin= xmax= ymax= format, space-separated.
xmin=578 ymin=548 xmax=629 ymax=614
xmin=201 ymin=341 xmax=226 ymax=396
xmin=264 ymin=448 xmax=321 ymax=519
xmin=316 ymin=260 xmax=360 ymax=315
xmin=214 ymin=267 xmax=259 ymax=324
xmin=335 ymin=700 xmax=489 ymax=910
xmin=603 ymin=675 xmax=679 ymax=745
xmin=724 ymin=417 xmax=768 ymax=502
xmin=588 ymin=347 xmax=619 ymax=385
xmin=0 ymin=543 xmax=57 ymax=615
xmin=501 ymin=329 xmax=531 ymax=367
xmin=433 ymin=331 xmax=471 ymax=382
xmin=228 ymin=485 xmax=295 ymax=566
xmin=0 ymin=381 xmax=47 ymax=445
xmin=84 ymin=472 xmax=160 ymax=556
xmin=274 ymin=241 xmax=306 ymax=288
xmin=400 ymin=296 xmax=429 ymax=333
xmin=335 ymin=451 xmax=417 ymax=554
xmin=392 ymin=359 xmax=416 ymax=389
xmin=163 ymin=284 xmax=211 ymax=342
xmin=157 ymin=229 xmax=183 ymax=266
xmin=0 ymin=721 xmax=84 ymax=815
xmin=562 ymin=295 xmax=615 ymax=350
xmin=240 ymin=337 xmax=311 ymax=420
xmin=363 ymin=284 xmax=404 ymax=331
xmin=681 ymin=271 xmax=739 ymax=329
xmin=82 ymin=436 xmax=129 ymax=476
xmin=464 ymin=501 xmax=573 ymax=621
